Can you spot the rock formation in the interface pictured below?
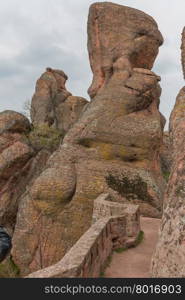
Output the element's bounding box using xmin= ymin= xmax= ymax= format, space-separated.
xmin=87 ymin=2 xmax=163 ymax=98
xmin=151 ymin=27 xmax=185 ymax=277
xmin=0 ymin=70 xmax=88 ymax=274
xmin=31 ymin=68 xmax=88 ymax=134
xmin=0 ymin=67 xmax=88 ymax=228
xmin=181 ymin=27 xmax=185 ymax=80
xmin=0 ymin=109 xmax=58 ymax=239
xmin=6 ymin=2 xmax=166 ymax=276
xmin=0 ymin=111 xmax=33 ymax=232
xmin=160 ymin=131 xmax=172 ymax=179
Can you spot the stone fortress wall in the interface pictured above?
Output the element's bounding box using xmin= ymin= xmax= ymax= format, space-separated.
xmin=27 ymin=194 xmax=140 ymax=278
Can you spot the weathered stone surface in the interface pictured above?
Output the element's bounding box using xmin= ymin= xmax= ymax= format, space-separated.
xmin=181 ymin=27 xmax=185 ymax=79
xmin=31 ymin=68 xmax=88 ymax=133
xmin=27 ymin=195 xmax=140 ymax=278
xmin=31 ymin=68 xmax=71 ymax=127
xmin=92 ymin=193 xmax=140 ymax=246
xmin=160 ymin=131 xmax=172 ymax=180
xmin=55 ymin=96 xmax=88 ymax=133
xmin=0 ymin=110 xmax=52 ymax=236
xmin=87 ymin=2 xmax=163 ymax=98
xmin=11 ymin=3 xmax=165 ymax=276
xmin=0 ymin=110 xmax=31 ymax=135
xmin=151 ymin=89 xmax=185 ymax=277
xmin=0 ymin=111 xmax=33 ymax=231
xmin=151 ymin=30 xmax=185 ymax=277
xmin=26 ymin=217 xmax=113 ymax=278
xmin=0 ymin=67 xmax=87 ymax=238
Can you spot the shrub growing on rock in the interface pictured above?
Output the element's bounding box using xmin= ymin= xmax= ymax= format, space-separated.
xmin=29 ymin=124 xmax=63 ymax=152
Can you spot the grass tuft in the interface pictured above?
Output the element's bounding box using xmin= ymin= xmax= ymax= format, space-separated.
xmin=135 ymin=230 xmax=144 ymax=247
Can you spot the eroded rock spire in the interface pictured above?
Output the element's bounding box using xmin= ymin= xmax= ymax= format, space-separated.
xmin=31 ymin=67 xmax=88 ymax=133
xmin=8 ymin=2 xmax=166 ymax=276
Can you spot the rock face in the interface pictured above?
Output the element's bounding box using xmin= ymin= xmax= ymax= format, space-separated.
xmin=31 ymin=68 xmax=88 ymax=133
xmin=181 ymin=27 xmax=185 ymax=79
xmin=151 ymin=29 xmax=185 ymax=277
xmin=10 ymin=3 xmax=165 ymax=276
xmin=160 ymin=131 xmax=172 ymax=179
xmin=0 ymin=110 xmax=54 ymax=237
xmin=0 ymin=111 xmax=34 ymax=232
xmin=0 ymin=71 xmax=87 ymax=271
xmin=87 ymin=2 xmax=163 ymax=98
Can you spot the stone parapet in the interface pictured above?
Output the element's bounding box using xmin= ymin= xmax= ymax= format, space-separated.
xmin=92 ymin=193 xmax=140 ymax=240
xmin=27 ymin=194 xmax=140 ymax=278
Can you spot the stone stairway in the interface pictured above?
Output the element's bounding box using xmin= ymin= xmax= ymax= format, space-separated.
xmin=105 ymin=217 xmax=161 ymax=278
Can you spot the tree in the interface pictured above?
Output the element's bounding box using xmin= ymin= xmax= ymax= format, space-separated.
xmin=21 ymin=99 xmax=31 ymax=120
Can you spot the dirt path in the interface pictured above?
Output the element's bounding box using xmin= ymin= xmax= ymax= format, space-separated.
xmin=104 ymin=217 xmax=161 ymax=278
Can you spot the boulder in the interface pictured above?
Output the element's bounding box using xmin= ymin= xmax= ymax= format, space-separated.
xmin=0 ymin=110 xmax=30 ymax=135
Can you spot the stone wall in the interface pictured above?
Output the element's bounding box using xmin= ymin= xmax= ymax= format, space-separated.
xmin=27 ymin=194 xmax=140 ymax=278
xmin=92 ymin=193 xmax=140 ymax=247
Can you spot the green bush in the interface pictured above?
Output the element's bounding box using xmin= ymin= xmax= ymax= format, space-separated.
xmin=29 ymin=124 xmax=63 ymax=152
xmin=99 ymin=255 xmax=112 ymax=277
xmin=0 ymin=256 xmax=20 ymax=278
xmin=115 ymin=231 xmax=144 ymax=253
xmin=163 ymin=171 xmax=170 ymax=182
xmin=114 ymin=247 xmax=127 ymax=253
xmin=135 ymin=230 xmax=144 ymax=246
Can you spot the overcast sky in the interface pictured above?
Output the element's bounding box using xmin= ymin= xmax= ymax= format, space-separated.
xmin=0 ymin=0 xmax=185 ymax=128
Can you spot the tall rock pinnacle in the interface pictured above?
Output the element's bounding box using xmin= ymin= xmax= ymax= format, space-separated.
xmin=87 ymin=2 xmax=163 ymax=98
xmin=10 ymin=2 xmax=165 ymax=276
xmin=31 ymin=67 xmax=88 ymax=134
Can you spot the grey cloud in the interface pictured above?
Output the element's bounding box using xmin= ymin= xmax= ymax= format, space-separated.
xmin=0 ymin=0 xmax=185 ymax=127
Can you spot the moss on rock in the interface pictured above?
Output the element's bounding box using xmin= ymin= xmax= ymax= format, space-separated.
xmin=163 ymin=171 xmax=170 ymax=182
xmin=0 ymin=256 xmax=20 ymax=278
xmin=29 ymin=124 xmax=63 ymax=152
xmin=106 ymin=173 xmax=153 ymax=204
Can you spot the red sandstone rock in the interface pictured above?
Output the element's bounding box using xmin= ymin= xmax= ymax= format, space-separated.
xmin=0 ymin=110 xmax=30 ymax=134
xmin=0 ymin=111 xmax=51 ymax=235
xmin=181 ymin=27 xmax=185 ymax=79
xmin=10 ymin=3 xmax=165 ymax=276
xmin=87 ymin=2 xmax=163 ymax=98
xmin=151 ymin=29 xmax=185 ymax=278
xmin=31 ymin=68 xmax=88 ymax=133
xmin=160 ymin=131 xmax=172 ymax=178
xmin=31 ymin=68 xmax=71 ymax=127
xmin=0 ymin=111 xmax=33 ymax=231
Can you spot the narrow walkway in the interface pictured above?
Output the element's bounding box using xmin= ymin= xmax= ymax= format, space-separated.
xmin=105 ymin=217 xmax=161 ymax=278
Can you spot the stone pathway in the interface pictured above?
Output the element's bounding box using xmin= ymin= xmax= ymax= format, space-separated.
xmin=105 ymin=217 xmax=161 ymax=278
